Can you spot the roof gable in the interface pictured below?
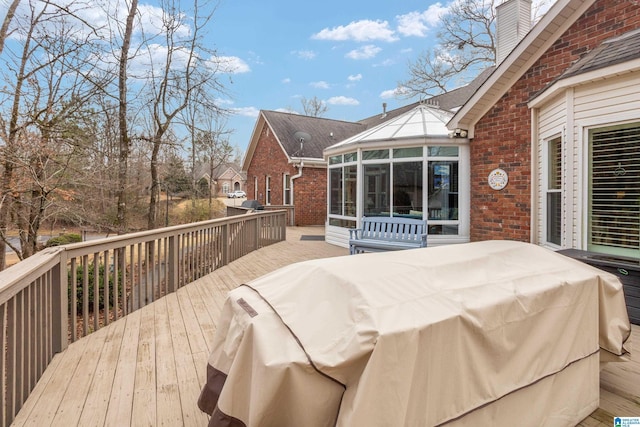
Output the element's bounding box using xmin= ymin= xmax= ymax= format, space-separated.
xmin=448 ymin=0 xmax=597 ymax=137
xmin=262 ymin=110 xmax=366 ymax=159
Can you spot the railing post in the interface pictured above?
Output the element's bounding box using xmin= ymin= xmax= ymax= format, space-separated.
xmin=51 ymin=249 xmax=68 ymax=354
xmin=222 ymin=223 xmax=229 ymax=266
xmin=167 ymin=235 xmax=178 ymax=292
xmin=255 ymin=216 xmax=261 ymax=250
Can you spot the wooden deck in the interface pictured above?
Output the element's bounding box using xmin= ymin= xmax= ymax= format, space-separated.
xmin=12 ymin=227 xmax=639 ymax=426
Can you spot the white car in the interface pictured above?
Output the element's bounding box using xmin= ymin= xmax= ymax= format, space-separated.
xmin=227 ymin=190 xmax=246 ymax=198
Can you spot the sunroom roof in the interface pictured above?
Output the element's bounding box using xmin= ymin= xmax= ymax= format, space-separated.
xmin=327 ymin=104 xmax=453 ymax=151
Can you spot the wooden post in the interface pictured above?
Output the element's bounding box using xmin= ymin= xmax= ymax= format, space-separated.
xmin=167 ymin=235 xmax=178 ymax=293
xmin=51 ymin=250 xmax=68 ymax=354
xmin=222 ymin=223 xmax=229 ymax=266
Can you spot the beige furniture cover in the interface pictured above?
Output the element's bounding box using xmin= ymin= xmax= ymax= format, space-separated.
xmin=198 ymin=240 xmax=631 ymax=427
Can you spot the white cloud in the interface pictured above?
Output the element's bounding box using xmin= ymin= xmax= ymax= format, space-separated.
xmin=346 ymin=45 xmax=382 ymax=60
xmin=312 ymin=20 xmax=398 ymax=42
xmin=396 ymin=3 xmax=448 ymax=37
xmin=348 ymin=73 xmax=363 ymax=82
xmin=373 ymin=58 xmax=395 ymax=67
xmin=310 ymin=81 xmax=331 ymax=89
xmin=231 ymin=107 xmax=260 ymax=117
xmin=212 ymin=56 xmax=251 ymax=74
xmin=380 ymin=86 xmax=410 ymax=99
xmin=282 ymin=78 xmax=291 ymax=84
xmin=326 ymin=96 xmax=359 ymax=106
xmin=215 ymin=98 xmax=235 ymax=106
xmin=291 ymin=50 xmax=317 ymax=60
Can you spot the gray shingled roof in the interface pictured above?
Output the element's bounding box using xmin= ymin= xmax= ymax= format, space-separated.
xmin=262 ymin=110 xmax=366 ymax=159
xmin=559 ymin=28 xmax=640 ymax=80
xmin=529 ymin=28 xmax=640 ymax=104
xmin=259 ymin=67 xmax=494 ymax=160
xmin=358 ymin=66 xmax=495 ymax=129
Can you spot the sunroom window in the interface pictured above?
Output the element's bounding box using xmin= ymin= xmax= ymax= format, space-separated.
xmin=588 ymin=123 xmax=639 ymax=259
xmin=328 ymin=152 xmax=357 ymax=218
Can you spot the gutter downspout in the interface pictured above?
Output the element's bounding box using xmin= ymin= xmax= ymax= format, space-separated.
xmin=290 ymin=160 xmax=304 ymax=225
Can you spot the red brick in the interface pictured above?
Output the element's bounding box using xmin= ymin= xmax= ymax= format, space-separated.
xmin=470 ymin=0 xmax=639 ymax=242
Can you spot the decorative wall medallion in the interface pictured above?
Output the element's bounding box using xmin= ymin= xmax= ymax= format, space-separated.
xmin=488 ymin=168 xmax=508 ymax=190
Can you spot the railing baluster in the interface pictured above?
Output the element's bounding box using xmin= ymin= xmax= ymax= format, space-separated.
xmin=0 ymin=210 xmax=286 ymax=426
xmin=70 ymin=257 xmax=77 ymax=342
xmin=82 ymin=255 xmax=89 ymax=336
xmin=103 ymin=250 xmax=110 ymax=326
xmin=1 ymin=304 xmax=6 ymax=427
xmin=92 ymin=253 xmax=99 ymax=331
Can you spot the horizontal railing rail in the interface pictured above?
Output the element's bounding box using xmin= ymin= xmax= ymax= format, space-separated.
xmin=0 ymin=210 xmax=286 ymax=427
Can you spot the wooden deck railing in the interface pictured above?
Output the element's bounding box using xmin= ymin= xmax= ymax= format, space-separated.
xmin=0 ymin=211 xmax=286 ymax=427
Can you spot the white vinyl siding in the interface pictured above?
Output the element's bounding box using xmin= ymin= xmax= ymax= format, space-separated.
xmin=535 ymin=70 xmax=640 ymax=255
xmin=536 ymin=94 xmax=566 ymax=246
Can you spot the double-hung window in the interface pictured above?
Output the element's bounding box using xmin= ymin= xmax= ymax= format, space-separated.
xmin=546 ymin=137 xmax=562 ymax=245
xmin=265 ymin=176 xmax=271 ymax=205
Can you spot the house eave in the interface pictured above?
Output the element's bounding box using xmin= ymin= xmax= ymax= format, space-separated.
xmin=447 ymin=0 xmax=597 ymax=136
xmin=323 ymin=136 xmax=459 ymax=157
xmin=289 ymin=157 xmax=327 ymax=168
xmin=528 ymin=58 xmax=640 ymax=108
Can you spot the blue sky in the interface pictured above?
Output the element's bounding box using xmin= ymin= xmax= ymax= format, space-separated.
xmin=210 ymin=0 xmax=452 ymax=154
xmin=0 ymin=0 xmax=551 ymax=157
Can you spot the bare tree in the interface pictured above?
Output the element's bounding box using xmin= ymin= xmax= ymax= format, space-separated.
xmin=0 ymin=0 xmax=112 ymax=266
xmin=400 ymin=0 xmax=496 ymax=98
xmin=142 ymin=0 xmax=225 ymax=229
xmin=300 ymin=96 xmax=328 ymax=117
xmin=197 ymin=117 xmax=233 ymax=211
xmin=115 ymin=0 xmax=139 ymax=234
xmin=0 ymin=0 xmax=20 ymax=54
xmin=400 ymin=0 xmax=553 ymax=98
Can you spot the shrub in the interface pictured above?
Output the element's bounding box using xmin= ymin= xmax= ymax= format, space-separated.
xmin=68 ymin=263 xmax=122 ymax=314
xmin=46 ymin=233 xmax=82 ymax=247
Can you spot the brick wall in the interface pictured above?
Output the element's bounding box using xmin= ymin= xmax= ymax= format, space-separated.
xmin=470 ymin=0 xmax=640 ymax=242
xmin=246 ymin=123 xmax=327 ymax=226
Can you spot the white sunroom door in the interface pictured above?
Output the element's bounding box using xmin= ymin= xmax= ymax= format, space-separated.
xmin=588 ymin=123 xmax=640 ymax=259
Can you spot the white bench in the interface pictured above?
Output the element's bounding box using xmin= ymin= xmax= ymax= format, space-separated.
xmin=349 ymin=216 xmax=427 ymax=255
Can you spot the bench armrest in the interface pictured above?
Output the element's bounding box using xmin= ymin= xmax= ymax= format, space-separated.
xmin=349 ymin=227 xmax=363 ymax=239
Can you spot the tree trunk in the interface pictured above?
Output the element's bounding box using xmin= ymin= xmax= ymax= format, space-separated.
xmin=116 ymin=0 xmax=139 ymax=234
xmin=147 ymin=135 xmax=161 ymax=229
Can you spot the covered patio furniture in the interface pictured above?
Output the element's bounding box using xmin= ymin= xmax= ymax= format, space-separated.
xmin=198 ymin=240 xmax=631 ymax=427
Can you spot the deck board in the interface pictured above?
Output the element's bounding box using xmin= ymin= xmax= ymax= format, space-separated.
xmin=130 ymin=304 xmax=157 ymax=427
xmin=11 ymin=227 xmax=639 ymax=426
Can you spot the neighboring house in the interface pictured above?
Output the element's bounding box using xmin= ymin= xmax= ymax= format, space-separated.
xmin=447 ymin=0 xmax=640 ymax=322
xmin=243 ymin=73 xmax=493 ymax=227
xmin=194 ymin=162 xmax=246 ymax=197
xmin=242 ymin=110 xmax=365 ymax=225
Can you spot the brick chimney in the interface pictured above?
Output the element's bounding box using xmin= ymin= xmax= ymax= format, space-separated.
xmin=495 ymin=0 xmax=532 ymax=65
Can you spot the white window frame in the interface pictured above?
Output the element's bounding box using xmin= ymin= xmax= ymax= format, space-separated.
xmin=265 ymin=176 xmax=271 ymax=205
xmin=253 ymin=176 xmax=258 ymax=199
xmin=543 ymin=135 xmax=563 ymax=247
xmin=283 ymin=173 xmax=291 ymax=205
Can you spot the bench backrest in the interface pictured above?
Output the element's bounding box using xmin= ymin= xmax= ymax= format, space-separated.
xmin=361 ymin=216 xmax=427 ymax=242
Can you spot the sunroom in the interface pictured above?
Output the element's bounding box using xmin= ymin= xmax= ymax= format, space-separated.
xmin=324 ymin=103 xmax=470 ymax=248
